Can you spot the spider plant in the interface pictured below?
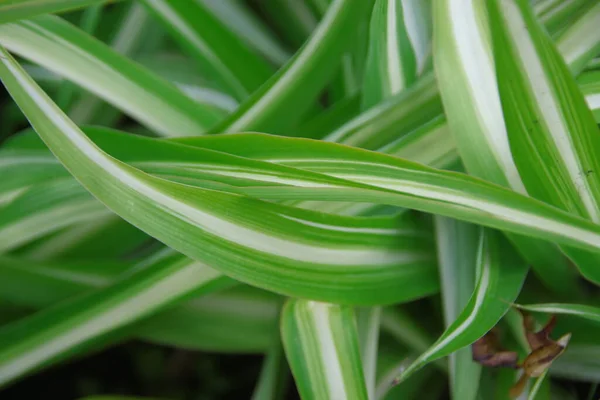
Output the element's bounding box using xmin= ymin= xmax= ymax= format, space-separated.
xmin=1 ymin=0 xmax=600 ymax=399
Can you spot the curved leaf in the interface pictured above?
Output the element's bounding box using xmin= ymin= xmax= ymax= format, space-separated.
xmin=216 ymin=0 xmax=374 ymax=133
xmin=141 ymin=0 xmax=274 ymax=100
xmin=488 ymin=0 xmax=600 ymax=285
xmin=0 ymin=257 xmax=282 ymax=353
xmin=395 ymin=229 xmax=528 ymax=383
xmin=0 ymin=251 xmax=227 ymax=387
xmin=0 ymin=16 xmax=224 ymax=137
xmin=435 ymin=217 xmax=481 ymax=400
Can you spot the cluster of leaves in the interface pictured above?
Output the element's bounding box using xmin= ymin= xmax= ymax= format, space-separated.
xmin=1 ymin=0 xmax=600 ymax=399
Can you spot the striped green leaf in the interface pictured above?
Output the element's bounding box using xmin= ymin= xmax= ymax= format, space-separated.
xmin=0 ymin=0 xmax=117 ymax=24
xmin=6 ymin=121 xmax=600 ymax=273
xmin=488 ymin=0 xmax=600 ymax=285
xmin=395 ymin=229 xmax=528 ymax=383
xmin=534 ymin=0 xmax=590 ymax=35
xmin=197 ymin=0 xmax=291 ymax=66
xmin=555 ymin=1 xmax=600 ymax=75
xmin=356 ymin=307 xmax=381 ymax=399
xmin=140 ymin=0 xmax=274 ymax=100
xmin=434 ymin=217 xmax=481 ymax=400
xmin=281 ymin=299 xmax=368 ymax=400
xmin=0 ymin=180 xmax=109 ymax=252
xmin=0 ymin=16 xmax=224 ymax=137
xmin=0 ymin=48 xmax=440 ymax=305
xmin=0 ymin=250 xmax=227 ymax=387
xmin=216 ymin=0 xmax=374 ymax=133
xmin=362 ymin=0 xmax=431 ymax=109
xmin=578 ymin=70 xmax=600 ymax=123
xmin=0 ymin=256 xmax=284 ymax=354
xmin=433 ymin=0 xmax=581 ymax=295
xmin=515 ymin=303 xmax=600 ymax=324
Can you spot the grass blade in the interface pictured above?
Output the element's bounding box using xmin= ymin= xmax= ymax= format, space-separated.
xmin=281 ymin=299 xmax=368 ymax=400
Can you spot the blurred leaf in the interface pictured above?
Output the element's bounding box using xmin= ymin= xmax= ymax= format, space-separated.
xmin=0 ymin=250 xmax=227 ymax=387
xmin=0 ymin=0 xmax=117 ymax=24
xmin=362 ymin=0 xmax=431 ymax=109
xmin=0 ymin=16 xmax=224 ymax=137
xmin=281 ymin=299 xmax=368 ymax=400
xmin=216 ymin=0 xmax=374 ymax=133
xmin=578 ymin=70 xmax=600 ymax=123
xmin=141 ymin=0 xmax=274 ymax=100
xmin=197 ymin=0 xmax=291 ymax=66
xmin=555 ymin=1 xmax=600 ymax=75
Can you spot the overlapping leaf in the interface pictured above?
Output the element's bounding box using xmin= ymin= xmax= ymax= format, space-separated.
xmin=394 ymin=229 xmax=528 ymax=383
xmin=0 ymin=16 xmax=224 ymax=137
xmin=362 ymin=0 xmax=431 ymax=109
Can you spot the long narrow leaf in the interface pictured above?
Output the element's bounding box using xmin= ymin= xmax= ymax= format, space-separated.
xmin=141 ymin=0 xmax=274 ymax=100
xmin=435 ymin=217 xmax=481 ymax=400
xmin=433 ymin=0 xmax=580 ymax=294
xmin=488 ymin=0 xmax=600 ymax=285
xmin=281 ymin=299 xmax=368 ymax=400
xmin=0 ymin=251 xmax=227 ymax=387
xmin=395 ymin=229 xmax=528 ymax=382
xmin=0 ymin=16 xmax=224 ymax=137
xmin=216 ymin=0 xmax=374 ymax=133
xmin=0 ymin=257 xmax=282 ymax=353
xmin=0 ymin=0 xmax=117 ymax=24
xmin=362 ymin=0 xmax=431 ymax=109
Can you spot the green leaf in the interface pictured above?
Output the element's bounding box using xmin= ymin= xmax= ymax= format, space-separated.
xmin=535 ymin=0 xmax=590 ymax=35
xmin=215 ymin=0 xmax=374 ymax=133
xmin=0 ymin=0 xmax=117 ymax=24
xmin=0 ymin=50 xmax=440 ymax=305
xmin=395 ymin=229 xmax=528 ymax=382
xmin=0 ymin=256 xmax=281 ymax=353
xmin=140 ymin=0 xmax=274 ymax=100
xmin=578 ymin=70 xmax=600 ymax=123
xmin=433 ymin=0 xmax=580 ymax=295
xmin=197 ymin=0 xmax=291 ymax=66
xmin=515 ymin=303 xmax=600 ymax=324
xmin=362 ymin=0 xmax=431 ymax=109
xmin=281 ymin=299 xmax=368 ymax=400
xmin=356 ymin=307 xmax=381 ymax=399
xmin=0 ymin=16 xmax=224 ymax=136
xmin=0 ymin=180 xmax=110 ymax=252
xmin=251 ymin=332 xmax=290 ymax=400
xmin=555 ymin=1 xmax=600 ymax=75
xmin=434 ymin=217 xmax=481 ymax=400
xmin=488 ymin=0 xmax=600 ymax=285
xmin=0 ymin=251 xmax=227 ymax=387
xmin=325 ymin=74 xmax=443 ymax=150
